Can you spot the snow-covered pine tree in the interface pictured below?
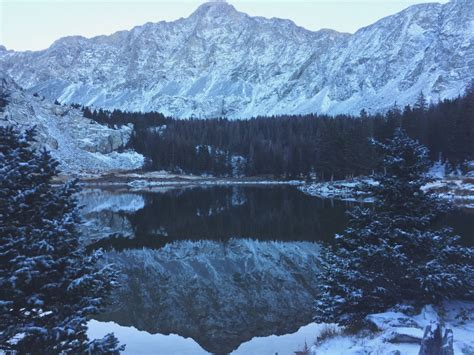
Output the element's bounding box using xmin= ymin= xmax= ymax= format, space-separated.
xmin=314 ymin=129 xmax=474 ymax=328
xmin=0 ymin=126 xmax=124 ymax=353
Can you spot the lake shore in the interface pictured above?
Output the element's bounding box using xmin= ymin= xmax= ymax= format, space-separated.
xmin=55 ymin=170 xmax=474 ymax=209
xmin=56 ymin=170 xmax=305 ymax=191
xmin=300 ymin=177 xmax=474 ymax=209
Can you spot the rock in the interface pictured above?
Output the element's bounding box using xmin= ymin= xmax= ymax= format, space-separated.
xmin=51 ymin=105 xmax=69 ymax=116
xmin=386 ymin=327 xmax=424 ymax=344
xmin=419 ymin=324 xmax=454 ymax=355
xmin=45 ymin=137 xmax=59 ymax=150
xmin=367 ymin=311 xmax=420 ymax=330
xmin=108 ymin=131 xmax=126 ymax=151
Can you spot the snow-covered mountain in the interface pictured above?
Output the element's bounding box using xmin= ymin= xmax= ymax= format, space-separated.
xmin=0 ymin=75 xmax=144 ymax=175
xmin=0 ymin=0 xmax=472 ymax=118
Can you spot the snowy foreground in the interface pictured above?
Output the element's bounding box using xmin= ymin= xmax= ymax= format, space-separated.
xmin=88 ymin=302 xmax=474 ymax=355
xmin=308 ymin=302 xmax=474 ymax=355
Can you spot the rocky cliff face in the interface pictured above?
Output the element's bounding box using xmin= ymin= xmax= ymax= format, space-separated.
xmin=0 ymin=0 xmax=472 ymax=118
xmin=0 ymin=75 xmax=144 ymax=175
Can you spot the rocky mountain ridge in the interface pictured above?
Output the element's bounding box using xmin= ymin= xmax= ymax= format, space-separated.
xmin=0 ymin=0 xmax=472 ymax=118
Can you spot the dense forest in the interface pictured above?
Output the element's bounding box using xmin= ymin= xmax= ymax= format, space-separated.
xmin=82 ymin=88 xmax=474 ymax=180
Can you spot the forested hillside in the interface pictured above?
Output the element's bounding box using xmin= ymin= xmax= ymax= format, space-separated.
xmin=83 ymin=89 xmax=474 ymax=179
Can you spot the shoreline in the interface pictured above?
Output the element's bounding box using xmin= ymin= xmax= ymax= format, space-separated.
xmin=55 ymin=170 xmax=474 ymax=209
xmin=299 ymin=177 xmax=474 ymax=209
xmin=68 ymin=170 xmax=305 ymax=191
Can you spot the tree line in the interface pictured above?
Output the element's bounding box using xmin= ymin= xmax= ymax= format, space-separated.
xmin=82 ymin=89 xmax=474 ymax=179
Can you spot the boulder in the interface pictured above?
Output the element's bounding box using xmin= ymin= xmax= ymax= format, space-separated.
xmin=385 ymin=327 xmax=423 ymax=344
xmin=367 ymin=311 xmax=419 ymax=330
xmin=51 ymin=105 xmax=69 ymax=116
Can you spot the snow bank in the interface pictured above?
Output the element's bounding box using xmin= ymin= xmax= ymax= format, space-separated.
xmin=421 ymin=179 xmax=474 ymax=209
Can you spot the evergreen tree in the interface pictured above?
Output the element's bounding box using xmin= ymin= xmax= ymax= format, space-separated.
xmin=414 ymin=91 xmax=428 ymax=112
xmin=314 ymin=129 xmax=474 ymax=328
xmin=0 ymin=91 xmax=9 ymax=112
xmin=0 ymin=126 xmax=124 ymax=353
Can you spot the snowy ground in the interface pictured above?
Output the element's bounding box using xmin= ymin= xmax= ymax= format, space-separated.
xmin=422 ymin=179 xmax=474 ymax=209
xmin=305 ymin=302 xmax=474 ymax=355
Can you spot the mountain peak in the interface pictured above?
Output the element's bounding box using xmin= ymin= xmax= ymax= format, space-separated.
xmin=191 ymin=1 xmax=239 ymax=18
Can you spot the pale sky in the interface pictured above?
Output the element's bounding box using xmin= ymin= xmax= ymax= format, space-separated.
xmin=0 ymin=0 xmax=449 ymax=51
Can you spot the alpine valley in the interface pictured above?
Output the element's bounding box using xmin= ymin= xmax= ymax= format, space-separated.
xmin=1 ymin=0 xmax=473 ymax=119
xmin=2 ymin=1 xmax=474 ymax=355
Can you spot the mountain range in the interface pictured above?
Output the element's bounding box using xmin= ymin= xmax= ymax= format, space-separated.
xmin=1 ymin=0 xmax=473 ymax=118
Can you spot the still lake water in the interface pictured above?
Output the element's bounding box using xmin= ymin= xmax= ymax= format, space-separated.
xmin=80 ymin=185 xmax=473 ymax=354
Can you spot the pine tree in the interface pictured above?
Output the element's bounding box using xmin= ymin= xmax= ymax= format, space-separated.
xmin=0 ymin=91 xmax=9 ymax=112
xmin=414 ymin=91 xmax=428 ymax=112
xmin=0 ymin=126 xmax=124 ymax=353
xmin=314 ymin=129 xmax=474 ymax=328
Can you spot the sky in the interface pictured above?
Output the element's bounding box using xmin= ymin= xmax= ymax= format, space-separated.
xmin=1 ymin=0 xmax=449 ymax=51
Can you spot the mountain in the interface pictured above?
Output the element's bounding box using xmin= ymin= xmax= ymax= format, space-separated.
xmin=0 ymin=0 xmax=472 ymax=118
xmin=0 ymin=74 xmax=144 ymax=175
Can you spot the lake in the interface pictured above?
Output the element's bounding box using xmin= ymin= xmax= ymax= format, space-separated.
xmin=80 ymin=185 xmax=473 ymax=354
